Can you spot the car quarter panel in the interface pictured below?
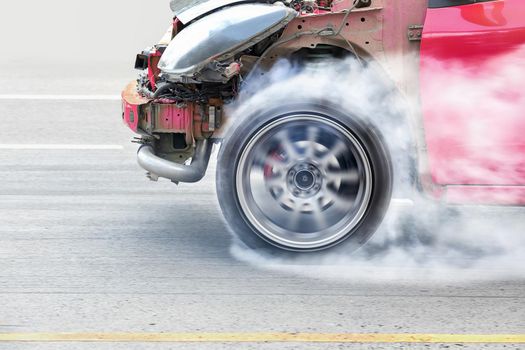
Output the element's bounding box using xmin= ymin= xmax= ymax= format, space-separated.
xmin=420 ymin=0 xmax=525 ymax=202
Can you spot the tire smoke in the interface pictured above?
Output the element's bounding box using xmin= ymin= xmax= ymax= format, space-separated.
xmin=225 ymin=49 xmax=525 ymax=283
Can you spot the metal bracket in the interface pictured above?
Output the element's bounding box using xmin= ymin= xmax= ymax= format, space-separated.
xmin=132 ymin=137 xmax=153 ymax=145
xmin=408 ymin=25 xmax=423 ymax=41
xmin=208 ymin=106 xmax=216 ymax=132
xmin=146 ymin=172 xmax=159 ymax=182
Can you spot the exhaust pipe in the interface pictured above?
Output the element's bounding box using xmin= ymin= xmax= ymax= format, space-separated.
xmin=137 ymin=139 xmax=213 ymax=183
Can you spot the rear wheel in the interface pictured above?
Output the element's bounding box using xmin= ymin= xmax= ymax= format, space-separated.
xmin=217 ymin=102 xmax=392 ymax=254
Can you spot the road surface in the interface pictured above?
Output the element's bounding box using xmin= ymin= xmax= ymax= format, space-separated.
xmin=0 ymin=73 xmax=524 ymax=350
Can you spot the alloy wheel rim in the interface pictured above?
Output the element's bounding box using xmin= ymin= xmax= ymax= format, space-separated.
xmin=236 ymin=114 xmax=373 ymax=250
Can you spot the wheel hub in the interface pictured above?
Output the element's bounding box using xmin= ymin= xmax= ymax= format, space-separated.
xmin=287 ymin=163 xmax=322 ymax=197
xmin=295 ymin=170 xmax=314 ymax=189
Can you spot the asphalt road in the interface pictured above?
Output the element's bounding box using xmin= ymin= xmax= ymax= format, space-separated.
xmin=0 ymin=75 xmax=524 ymax=350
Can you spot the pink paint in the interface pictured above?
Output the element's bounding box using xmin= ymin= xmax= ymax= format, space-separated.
xmin=147 ymin=50 xmax=163 ymax=91
xmin=122 ymin=100 xmax=139 ymax=132
xmin=420 ymin=0 xmax=525 ymax=204
xmin=156 ymin=104 xmax=193 ymax=133
xmin=420 ymin=0 xmax=525 ymax=64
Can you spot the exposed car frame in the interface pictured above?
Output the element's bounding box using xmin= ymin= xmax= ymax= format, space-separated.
xmin=122 ymin=0 xmax=525 ymax=253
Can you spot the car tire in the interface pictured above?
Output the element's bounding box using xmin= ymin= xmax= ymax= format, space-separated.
xmin=216 ymin=100 xmax=393 ymax=255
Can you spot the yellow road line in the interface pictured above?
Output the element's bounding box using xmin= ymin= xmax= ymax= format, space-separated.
xmin=0 ymin=333 xmax=524 ymax=343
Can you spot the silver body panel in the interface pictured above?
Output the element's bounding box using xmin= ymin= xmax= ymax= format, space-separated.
xmin=172 ymin=0 xmax=263 ymax=24
xmin=159 ymin=3 xmax=296 ymax=81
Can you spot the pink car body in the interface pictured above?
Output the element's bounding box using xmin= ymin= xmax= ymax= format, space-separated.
xmin=421 ymin=0 xmax=525 ymax=205
xmin=122 ymin=0 xmax=525 ymax=205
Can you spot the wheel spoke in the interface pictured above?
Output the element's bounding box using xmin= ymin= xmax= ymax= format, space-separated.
xmin=311 ymin=198 xmax=327 ymax=230
xmin=321 ymin=140 xmax=346 ymax=165
xmin=265 ymin=176 xmax=285 ymax=189
xmin=305 ymin=126 xmax=320 ymax=158
xmin=276 ymin=130 xmax=299 ymax=161
xmin=326 ymin=192 xmax=356 ymax=211
xmin=286 ymin=209 xmax=302 ymax=232
xmin=326 ymin=169 xmax=360 ymax=184
xmin=265 ymin=157 xmax=287 ymax=173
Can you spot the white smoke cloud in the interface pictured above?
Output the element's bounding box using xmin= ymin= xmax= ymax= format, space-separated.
xmin=421 ymin=46 xmax=525 ymax=188
xmin=225 ymin=46 xmax=525 ymax=283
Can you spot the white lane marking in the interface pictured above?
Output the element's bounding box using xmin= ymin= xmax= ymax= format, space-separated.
xmin=0 ymin=144 xmax=124 ymax=150
xmin=0 ymin=95 xmax=121 ymax=101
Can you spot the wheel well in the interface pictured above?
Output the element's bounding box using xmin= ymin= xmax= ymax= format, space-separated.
xmin=290 ymin=44 xmax=357 ymax=63
xmin=241 ymin=43 xmax=421 ymax=195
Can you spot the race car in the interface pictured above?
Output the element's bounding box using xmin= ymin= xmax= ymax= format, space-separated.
xmin=121 ymin=0 xmax=525 ymax=254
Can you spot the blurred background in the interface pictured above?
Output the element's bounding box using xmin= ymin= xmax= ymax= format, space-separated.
xmin=0 ymin=0 xmax=172 ymax=94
